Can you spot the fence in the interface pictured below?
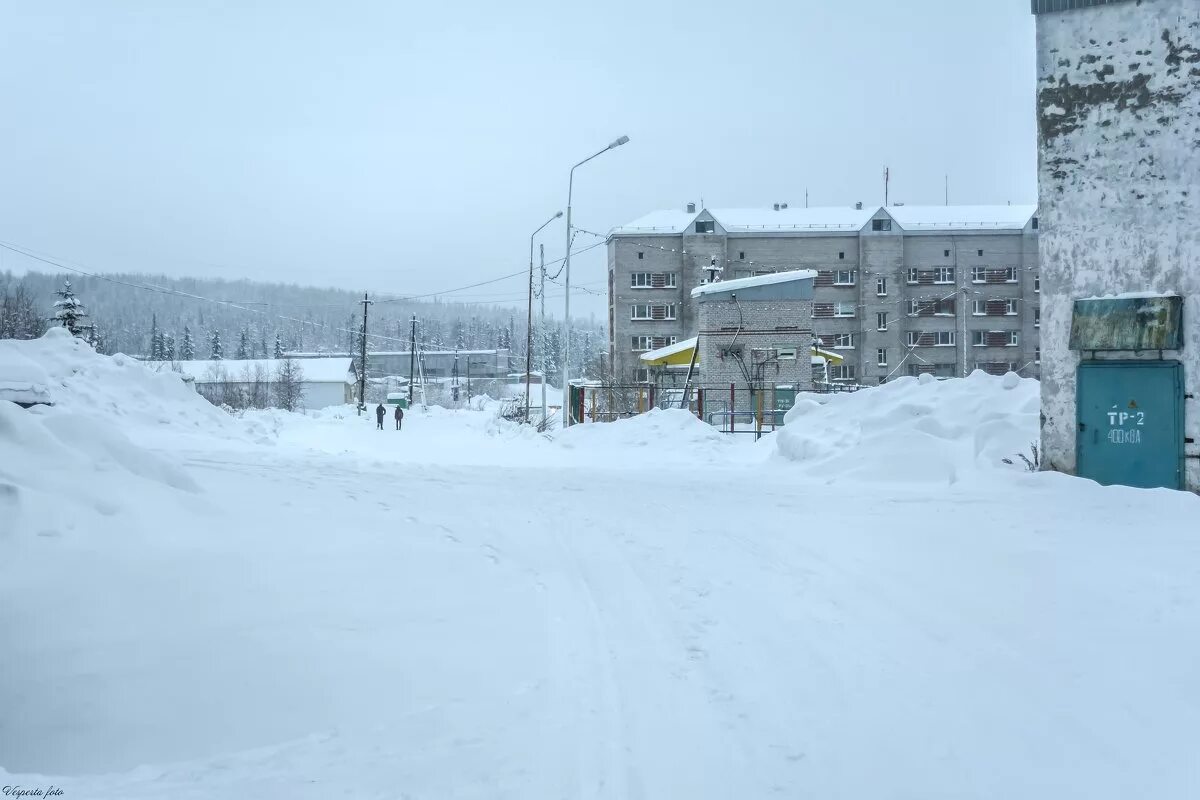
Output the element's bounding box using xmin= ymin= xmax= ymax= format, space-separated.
xmin=568 ymin=382 xmax=863 ymax=438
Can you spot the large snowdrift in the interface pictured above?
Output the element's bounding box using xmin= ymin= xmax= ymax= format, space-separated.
xmin=774 ymin=371 xmax=1040 ymax=484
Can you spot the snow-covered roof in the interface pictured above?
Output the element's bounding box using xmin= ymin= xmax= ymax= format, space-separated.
xmin=153 ymin=358 xmax=355 ymax=384
xmin=886 ymin=205 xmax=1037 ymax=231
xmin=611 ymin=204 xmax=1037 ymax=236
xmin=611 ymin=206 xmax=876 ymax=236
xmin=640 ymin=336 xmax=698 ymax=363
xmin=691 ymin=269 xmax=818 ymax=298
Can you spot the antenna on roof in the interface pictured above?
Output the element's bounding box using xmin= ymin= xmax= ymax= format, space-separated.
xmin=805 ymin=188 xmax=809 ymax=209
xmin=945 ymin=174 xmax=949 ymax=206
xmin=884 ymin=166 xmax=890 ymax=207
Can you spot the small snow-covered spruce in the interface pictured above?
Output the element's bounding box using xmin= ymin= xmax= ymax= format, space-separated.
xmin=51 ymin=280 xmax=89 ymax=337
xmin=210 ymin=329 xmax=223 ymax=360
xmin=149 ymin=314 xmax=161 ymax=360
xmin=273 ymin=332 xmax=284 ymax=360
xmin=236 ymin=327 xmax=250 ymax=360
xmin=180 ymin=326 xmax=196 ymax=360
xmin=273 ymin=358 xmax=305 ymax=412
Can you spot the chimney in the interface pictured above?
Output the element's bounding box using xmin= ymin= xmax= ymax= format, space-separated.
xmin=855 ymin=202 xmax=863 ymax=210
xmin=686 ymin=202 xmax=696 ymax=214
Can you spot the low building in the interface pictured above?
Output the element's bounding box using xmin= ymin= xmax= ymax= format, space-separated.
xmin=165 ymin=358 xmax=357 ymax=410
xmin=288 ymin=349 xmax=511 ymax=381
xmin=1033 ymin=0 xmax=1199 ymax=490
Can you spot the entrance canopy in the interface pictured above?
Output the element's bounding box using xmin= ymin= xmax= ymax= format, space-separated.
xmin=639 ymin=337 xmax=845 ymax=367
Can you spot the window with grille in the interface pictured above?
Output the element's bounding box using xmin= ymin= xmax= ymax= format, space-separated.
xmin=908 ymin=331 xmax=955 ymax=347
xmin=973 ymin=299 xmax=1018 ymax=316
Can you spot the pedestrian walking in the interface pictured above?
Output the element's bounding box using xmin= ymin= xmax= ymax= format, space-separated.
xmin=375 ymin=403 xmax=385 ymax=430
xmin=394 ymin=404 xmax=404 ymax=431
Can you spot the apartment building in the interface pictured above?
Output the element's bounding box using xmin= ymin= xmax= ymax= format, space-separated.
xmin=608 ymin=203 xmax=1040 ymax=386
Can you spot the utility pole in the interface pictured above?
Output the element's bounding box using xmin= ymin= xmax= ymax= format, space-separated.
xmin=466 ymin=356 xmax=472 ymax=401
xmin=358 ymin=292 xmax=372 ymax=413
xmin=539 ymin=243 xmax=547 ymax=424
xmin=884 ymin=166 xmax=890 ymax=207
xmin=408 ymin=315 xmax=417 ymax=406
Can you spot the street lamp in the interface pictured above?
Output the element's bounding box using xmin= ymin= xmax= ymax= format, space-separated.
xmin=527 ymin=210 xmax=563 ymax=424
xmin=561 ymin=134 xmax=630 ymax=427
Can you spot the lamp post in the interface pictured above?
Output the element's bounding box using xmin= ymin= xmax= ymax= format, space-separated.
xmin=527 ymin=211 xmax=562 ymax=424
xmin=561 ymin=135 xmax=630 ymax=427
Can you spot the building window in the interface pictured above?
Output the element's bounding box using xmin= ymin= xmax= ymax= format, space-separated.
xmin=1036 ymin=347 xmax=1041 ymax=363
xmin=1032 ymin=217 xmax=1039 ymax=230
xmin=834 ymin=269 xmax=857 ymax=286
xmin=830 ymin=364 xmax=857 ymax=382
xmin=776 ymin=345 xmax=798 ymax=360
xmin=632 ymin=336 xmax=653 ymax=352
xmin=634 ymin=368 xmax=649 ymax=383
xmin=909 ymin=297 xmax=956 ymax=316
xmin=695 ymin=220 xmax=715 ymax=234
xmin=833 ymin=333 xmax=855 ymax=350
xmin=1009 ymin=331 xmax=1020 ymax=347
xmin=907 ymin=268 xmax=920 ymax=285
xmin=877 ymin=312 xmax=888 ymax=331
xmin=934 ymin=267 xmax=955 ymax=284
xmin=839 ymin=251 xmax=846 ymax=260
xmin=872 ymin=218 xmax=892 ymax=232
xmin=908 ymin=331 xmax=956 ymax=347
xmin=972 ymin=266 xmax=986 ymax=283
xmin=631 ymin=272 xmax=677 ymax=289
xmin=944 ymin=249 xmax=951 ymax=258
xmin=977 ymin=249 xmax=984 ymax=257
xmin=834 ymin=302 xmax=856 ymax=318
xmin=739 ymin=251 xmax=745 ymax=260
xmin=1035 ymin=273 xmax=1040 ymax=292
xmin=638 ymin=251 xmax=644 ymax=260
xmin=877 ymin=348 xmax=888 ymax=367
xmin=877 ymin=277 xmax=888 ymax=296
xmin=1034 ymin=307 xmax=1041 ymax=327
xmin=973 ymin=299 xmax=1019 ymax=316
xmin=631 ymin=303 xmax=677 ymax=321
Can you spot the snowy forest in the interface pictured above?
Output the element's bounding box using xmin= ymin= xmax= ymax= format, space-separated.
xmin=0 ymin=271 xmax=607 ymax=380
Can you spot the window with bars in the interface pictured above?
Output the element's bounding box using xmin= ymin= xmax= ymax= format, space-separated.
xmin=973 ymin=299 xmax=1019 ymax=316
xmin=631 ymin=304 xmax=677 ymax=321
xmin=631 ymin=272 xmax=677 ymax=289
xmin=907 ymin=331 xmax=956 ymax=347
xmin=908 ymin=298 xmax=957 ymax=316
xmin=972 ymin=331 xmax=1020 ymax=347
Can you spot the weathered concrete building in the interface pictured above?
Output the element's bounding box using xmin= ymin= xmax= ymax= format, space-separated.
xmin=1034 ymin=0 xmax=1199 ymax=490
xmin=608 ymin=204 xmax=1041 ymax=388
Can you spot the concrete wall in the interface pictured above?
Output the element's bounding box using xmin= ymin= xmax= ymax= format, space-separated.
xmin=1035 ymin=0 xmax=1200 ymax=488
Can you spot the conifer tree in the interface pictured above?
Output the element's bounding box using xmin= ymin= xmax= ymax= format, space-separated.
xmin=51 ymin=280 xmax=89 ymax=337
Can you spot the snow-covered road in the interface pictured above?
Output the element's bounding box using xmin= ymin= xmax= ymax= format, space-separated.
xmin=4 ymin=411 xmax=1199 ymax=799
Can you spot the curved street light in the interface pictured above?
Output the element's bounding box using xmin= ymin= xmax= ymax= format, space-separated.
xmin=561 ymin=134 xmax=630 ymax=427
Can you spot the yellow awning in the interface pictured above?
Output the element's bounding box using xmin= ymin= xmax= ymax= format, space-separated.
xmin=640 ymin=337 xmax=845 ymax=367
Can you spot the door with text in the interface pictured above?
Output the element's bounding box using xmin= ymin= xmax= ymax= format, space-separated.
xmin=1077 ymin=361 xmax=1185 ymax=490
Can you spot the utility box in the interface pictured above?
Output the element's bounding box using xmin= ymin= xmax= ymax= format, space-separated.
xmin=386 ymin=393 xmax=408 ymax=409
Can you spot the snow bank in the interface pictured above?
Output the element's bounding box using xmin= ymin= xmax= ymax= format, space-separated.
xmin=557 ymin=407 xmax=736 ymax=465
xmin=774 ymin=371 xmax=1040 ymax=485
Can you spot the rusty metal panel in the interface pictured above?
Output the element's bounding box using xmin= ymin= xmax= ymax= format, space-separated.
xmin=1069 ymin=296 xmax=1184 ymax=351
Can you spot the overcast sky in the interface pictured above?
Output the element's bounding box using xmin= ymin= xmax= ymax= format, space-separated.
xmin=0 ymin=0 xmax=1037 ymax=321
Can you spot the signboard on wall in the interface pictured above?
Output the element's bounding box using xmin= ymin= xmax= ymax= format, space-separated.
xmin=1069 ymin=296 xmax=1184 ymax=351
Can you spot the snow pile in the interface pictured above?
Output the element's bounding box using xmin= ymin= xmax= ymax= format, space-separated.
xmin=0 ymin=328 xmax=239 ymax=446
xmin=774 ymin=371 xmax=1040 ymax=484
xmin=557 ymin=407 xmax=735 ymax=465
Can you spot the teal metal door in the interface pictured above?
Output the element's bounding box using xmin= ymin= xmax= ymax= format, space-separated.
xmin=1077 ymin=361 xmax=1185 ymax=490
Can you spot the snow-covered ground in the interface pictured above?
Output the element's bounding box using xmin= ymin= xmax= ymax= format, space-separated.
xmin=2 ymin=331 xmax=1199 ymax=799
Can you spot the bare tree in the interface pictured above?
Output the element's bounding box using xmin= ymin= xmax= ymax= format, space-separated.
xmin=273 ymin=358 xmax=305 ymax=412
xmin=0 ymin=284 xmax=47 ymax=340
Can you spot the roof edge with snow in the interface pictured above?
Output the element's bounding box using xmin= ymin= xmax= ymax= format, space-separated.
xmin=690 ymin=270 xmax=818 ymax=299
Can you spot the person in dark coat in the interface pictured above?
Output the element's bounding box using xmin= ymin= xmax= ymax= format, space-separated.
xmin=375 ymin=403 xmax=385 ymax=430
xmin=394 ymin=404 xmax=404 ymax=431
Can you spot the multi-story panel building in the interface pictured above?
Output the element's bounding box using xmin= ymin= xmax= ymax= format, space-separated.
xmin=608 ymin=204 xmax=1040 ymax=386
